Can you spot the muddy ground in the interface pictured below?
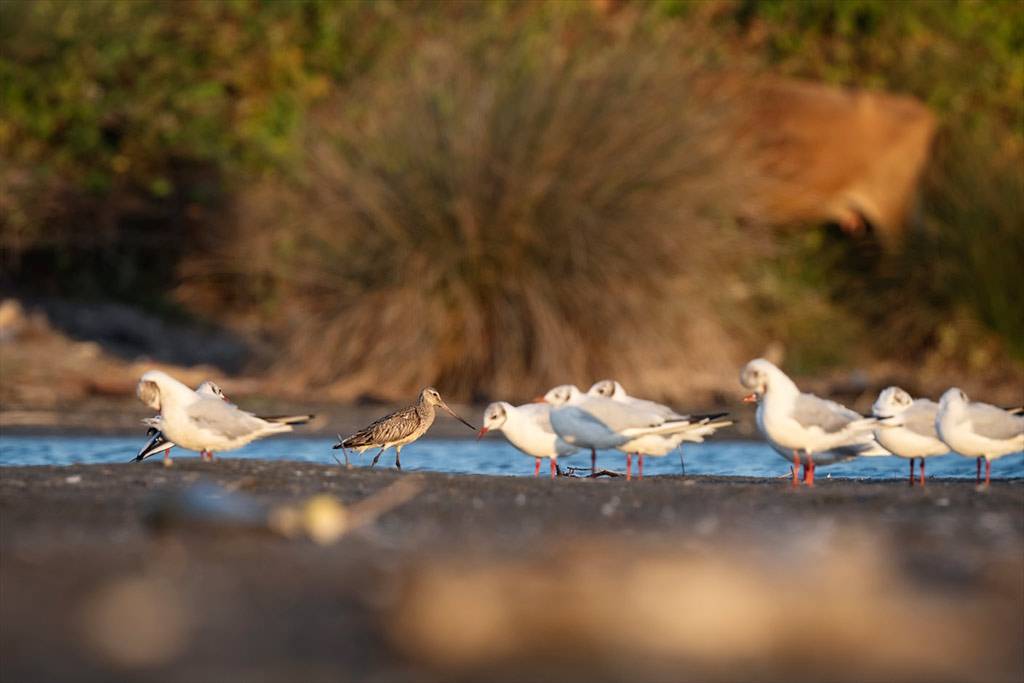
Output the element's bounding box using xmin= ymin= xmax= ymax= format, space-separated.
xmin=1 ymin=460 xmax=1022 ymax=683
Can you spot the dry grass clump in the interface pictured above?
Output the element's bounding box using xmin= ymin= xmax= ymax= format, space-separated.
xmin=184 ymin=18 xmax=760 ymax=402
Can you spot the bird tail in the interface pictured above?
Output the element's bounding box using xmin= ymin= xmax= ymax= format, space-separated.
xmin=680 ymin=418 xmax=734 ymax=443
xmin=135 ymin=431 xmax=173 ymax=462
xmin=259 ymin=414 xmax=315 ymax=426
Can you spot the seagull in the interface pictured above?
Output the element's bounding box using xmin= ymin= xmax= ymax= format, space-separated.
xmin=136 ymin=370 xmax=313 ymax=461
xmin=740 ymin=358 xmax=885 ymax=487
xmin=587 ymin=380 xmax=731 ymax=479
xmin=935 ymin=387 xmax=1024 ymax=486
xmin=333 ymin=387 xmax=475 ymax=470
xmin=542 ymin=384 xmax=716 ymax=476
xmin=478 ymin=401 xmax=578 ymax=478
xmin=137 ymin=380 xmax=227 ymax=465
xmin=137 ymin=380 xmax=312 ymax=464
xmin=871 ymin=386 xmax=949 ymax=486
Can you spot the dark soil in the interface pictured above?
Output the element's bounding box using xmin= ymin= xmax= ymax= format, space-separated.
xmin=1 ymin=460 xmax=1022 ymax=682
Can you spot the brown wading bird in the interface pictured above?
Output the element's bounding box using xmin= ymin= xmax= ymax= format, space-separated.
xmin=333 ymin=388 xmax=476 ymax=469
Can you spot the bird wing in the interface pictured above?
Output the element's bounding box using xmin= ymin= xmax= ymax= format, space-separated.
xmin=901 ymin=400 xmax=940 ymax=438
xmin=343 ymin=405 xmax=420 ymax=448
xmin=968 ymin=403 xmax=1024 ymax=441
xmin=579 ymin=397 xmax=665 ymax=431
xmin=185 ymin=397 xmax=272 ymax=440
xmin=792 ymin=393 xmax=868 ymax=433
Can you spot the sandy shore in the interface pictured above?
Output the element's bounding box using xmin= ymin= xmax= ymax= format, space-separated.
xmin=2 ymin=460 xmax=1022 ymax=682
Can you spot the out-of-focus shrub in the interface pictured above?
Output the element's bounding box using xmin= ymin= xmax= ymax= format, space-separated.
xmin=0 ymin=0 xmax=387 ymax=296
xmin=181 ymin=15 xmax=757 ymax=400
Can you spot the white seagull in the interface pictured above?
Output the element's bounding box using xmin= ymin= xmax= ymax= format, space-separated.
xmin=136 ymin=370 xmax=313 ymax=461
xmin=740 ymin=358 xmax=885 ymax=487
xmin=871 ymin=386 xmax=949 ymax=486
xmin=587 ymin=380 xmax=732 ymax=479
xmin=137 ymin=380 xmax=227 ymax=464
xmin=478 ymin=401 xmax=578 ymax=478
xmin=935 ymin=387 xmax=1023 ymax=486
xmin=542 ymin=384 xmax=718 ymax=476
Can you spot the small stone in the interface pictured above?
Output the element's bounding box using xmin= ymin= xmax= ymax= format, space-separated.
xmin=514 ymin=493 xmax=527 ymax=507
xmin=65 ymin=475 xmax=82 ymax=484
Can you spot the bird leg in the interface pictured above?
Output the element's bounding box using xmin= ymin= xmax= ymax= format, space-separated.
xmin=370 ymin=447 xmax=386 ymax=468
xmin=394 ymin=446 xmax=402 ymax=470
xmin=985 ymin=458 xmax=991 ymax=486
xmin=163 ymin=447 xmax=173 ymax=468
xmin=550 ymin=458 xmax=557 ymax=479
xmin=805 ymin=455 xmax=815 ymax=487
xmin=638 ymin=454 xmax=644 ymax=479
xmin=534 ymin=458 xmax=541 ymax=477
xmin=792 ymin=451 xmax=800 ymax=488
xmin=626 ymin=452 xmax=632 ymax=481
xmin=919 ymin=458 xmax=925 ymax=486
xmin=591 ymin=448 xmax=597 ymax=475
xmin=679 ymin=451 xmax=686 ymax=477
xmin=908 ymin=458 xmax=915 ymax=487
xmin=976 ymin=457 xmax=982 ymax=483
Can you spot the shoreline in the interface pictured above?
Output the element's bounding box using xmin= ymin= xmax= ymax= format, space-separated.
xmin=2 ymin=460 xmax=1022 ymax=682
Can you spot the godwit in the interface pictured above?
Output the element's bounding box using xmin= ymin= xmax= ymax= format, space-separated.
xmin=136 ymin=370 xmax=313 ymax=461
xmin=587 ymin=380 xmax=731 ymax=479
xmin=334 ymin=387 xmax=475 ymax=469
xmin=871 ymin=387 xmax=949 ymax=486
xmin=740 ymin=359 xmax=885 ymax=487
xmin=478 ymin=401 xmax=578 ymax=478
xmin=935 ymin=387 xmax=1024 ymax=486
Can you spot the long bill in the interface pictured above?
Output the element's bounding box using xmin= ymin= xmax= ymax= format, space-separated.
xmin=441 ymin=402 xmax=477 ymax=430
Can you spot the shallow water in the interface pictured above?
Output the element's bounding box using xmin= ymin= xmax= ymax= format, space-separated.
xmin=1 ymin=436 xmax=1022 ymax=479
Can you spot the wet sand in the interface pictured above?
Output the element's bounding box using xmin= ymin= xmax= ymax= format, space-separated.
xmin=1 ymin=460 xmax=1022 ymax=682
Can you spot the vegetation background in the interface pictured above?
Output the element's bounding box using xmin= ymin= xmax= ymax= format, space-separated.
xmin=1 ymin=0 xmax=1022 ymax=405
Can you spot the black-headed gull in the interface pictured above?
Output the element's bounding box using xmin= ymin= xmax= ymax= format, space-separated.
xmin=871 ymin=387 xmax=948 ymax=486
xmin=136 ymin=370 xmax=313 ymax=460
xmin=935 ymin=387 xmax=1024 ymax=486
xmin=332 ymin=388 xmax=475 ymax=469
xmin=587 ymin=380 xmax=731 ymax=479
xmin=740 ymin=358 xmax=885 ymax=487
xmin=137 ymin=380 xmax=227 ymax=464
xmin=542 ymin=384 xmax=714 ymax=476
xmin=478 ymin=401 xmax=578 ymax=478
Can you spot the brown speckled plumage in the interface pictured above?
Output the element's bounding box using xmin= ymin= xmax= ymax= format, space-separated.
xmin=334 ymin=387 xmax=475 ymax=469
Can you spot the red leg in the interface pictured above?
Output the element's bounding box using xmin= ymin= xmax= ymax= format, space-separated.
xmin=534 ymin=457 xmax=541 ymax=477
xmin=626 ymin=452 xmax=633 ymax=481
xmin=550 ymin=458 xmax=557 ymax=479
xmin=792 ymin=451 xmax=800 ymax=488
xmin=908 ymin=458 xmax=915 ymax=487
xmin=805 ymin=455 xmax=815 ymax=487
xmin=919 ymin=458 xmax=926 ymax=486
xmin=977 ymin=457 xmax=982 ymax=483
xmin=638 ymin=455 xmax=644 ymax=479
xmin=985 ymin=458 xmax=991 ymax=486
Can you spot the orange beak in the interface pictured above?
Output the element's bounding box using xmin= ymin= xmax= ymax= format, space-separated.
xmin=531 ymin=395 xmax=546 ymax=403
xmin=476 ymin=427 xmax=489 ymax=440
xmin=742 ymin=393 xmax=758 ymax=404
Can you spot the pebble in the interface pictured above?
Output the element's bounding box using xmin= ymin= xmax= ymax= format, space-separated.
xmin=514 ymin=493 xmax=527 ymax=507
xmin=65 ymin=475 xmax=82 ymax=484
xmin=600 ymin=496 xmax=621 ymax=517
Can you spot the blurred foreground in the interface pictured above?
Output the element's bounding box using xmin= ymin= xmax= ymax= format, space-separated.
xmin=2 ymin=461 xmax=1021 ymax=682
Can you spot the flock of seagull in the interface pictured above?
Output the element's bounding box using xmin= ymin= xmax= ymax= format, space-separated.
xmin=134 ymin=361 xmax=1023 ymax=486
